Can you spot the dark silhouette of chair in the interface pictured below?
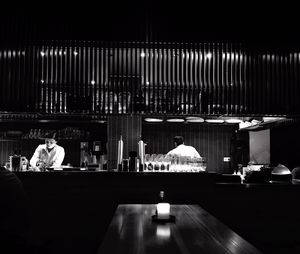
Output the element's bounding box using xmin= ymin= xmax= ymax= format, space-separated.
xmin=0 ymin=167 xmax=49 ymax=254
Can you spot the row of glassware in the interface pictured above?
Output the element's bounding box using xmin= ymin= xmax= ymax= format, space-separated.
xmin=143 ymin=154 xmax=207 ymax=172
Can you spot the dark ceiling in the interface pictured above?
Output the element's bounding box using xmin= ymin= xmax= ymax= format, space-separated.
xmin=1 ymin=1 xmax=299 ymax=48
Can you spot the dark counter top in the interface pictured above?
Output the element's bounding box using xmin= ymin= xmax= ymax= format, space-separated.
xmin=15 ymin=170 xmax=299 ymax=188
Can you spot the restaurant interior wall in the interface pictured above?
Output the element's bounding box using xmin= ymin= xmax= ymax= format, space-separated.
xmin=142 ymin=121 xmax=238 ymax=173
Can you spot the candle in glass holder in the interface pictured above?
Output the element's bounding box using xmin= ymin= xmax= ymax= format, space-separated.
xmin=156 ymin=203 xmax=170 ymax=219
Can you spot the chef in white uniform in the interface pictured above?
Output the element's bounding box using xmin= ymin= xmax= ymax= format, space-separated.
xmin=30 ymin=131 xmax=65 ymax=171
xmin=166 ymin=136 xmax=201 ymax=158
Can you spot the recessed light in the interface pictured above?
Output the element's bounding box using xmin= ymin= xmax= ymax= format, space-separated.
xmin=144 ymin=118 xmax=163 ymax=122
xmin=205 ymin=119 xmax=224 ymax=123
xmin=263 ymin=117 xmax=285 ymax=122
xmin=186 ymin=117 xmax=205 ymax=123
xmin=225 ymin=118 xmax=243 ymax=124
xmin=166 ymin=119 xmax=185 ymax=123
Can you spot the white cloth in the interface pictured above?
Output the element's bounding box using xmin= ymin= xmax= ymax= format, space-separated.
xmin=166 ymin=144 xmax=201 ymax=158
xmin=30 ymin=144 xmax=65 ymax=168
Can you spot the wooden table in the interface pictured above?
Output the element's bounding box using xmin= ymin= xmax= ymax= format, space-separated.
xmin=98 ymin=204 xmax=262 ymax=254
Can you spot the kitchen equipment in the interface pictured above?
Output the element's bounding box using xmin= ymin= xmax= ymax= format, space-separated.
xmin=270 ymin=164 xmax=292 ymax=183
xmin=9 ymin=155 xmax=27 ymax=171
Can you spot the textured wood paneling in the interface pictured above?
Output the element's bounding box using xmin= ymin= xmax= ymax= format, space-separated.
xmin=142 ymin=122 xmax=237 ymax=173
xmin=1 ymin=42 xmax=300 ymax=116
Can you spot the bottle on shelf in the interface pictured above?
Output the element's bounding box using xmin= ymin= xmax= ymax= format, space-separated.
xmin=128 ymin=151 xmax=137 ymax=172
xmin=138 ymin=140 xmax=145 ymax=172
xmin=117 ymin=136 xmax=124 ymax=171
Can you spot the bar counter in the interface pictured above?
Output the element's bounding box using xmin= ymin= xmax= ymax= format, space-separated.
xmin=11 ymin=171 xmax=300 ymax=254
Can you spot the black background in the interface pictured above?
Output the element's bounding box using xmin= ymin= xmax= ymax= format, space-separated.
xmin=1 ymin=0 xmax=300 ymax=48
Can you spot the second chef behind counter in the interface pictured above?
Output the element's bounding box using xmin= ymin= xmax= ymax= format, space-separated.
xmin=30 ymin=131 xmax=65 ymax=171
xmin=166 ymin=136 xmax=201 ymax=158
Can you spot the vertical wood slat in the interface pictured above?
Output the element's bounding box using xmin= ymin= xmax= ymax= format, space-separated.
xmin=188 ymin=43 xmax=193 ymax=114
xmin=249 ymin=50 xmax=254 ymax=115
xmin=289 ymin=53 xmax=295 ymax=115
xmin=170 ymin=43 xmax=174 ymax=114
xmin=129 ymin=43 xmax=134 ymax=114
xmin=142 ymin=42 xmax=147 ymax=114
xmin=174 ymin=43 xmax=178 ymax=114
xmin=259 ymin=51 xmax=264 ymax=115
xmin=270 ymin=51 xmax=274 ymax=115
xmin=224 ymin=44 xmax=229 ymax=114
xmin=280 ymin=53 xmax=285 ymax=115
xmin=211 ymin=43 xmax=216 ymax=115
xmin=148 ymin=41 xmax=152 ymax=113
xmin=233 ymin=44 xmax=238 ymax=114
xmin=228 ymin=43 xmax=233 ymax=114
xmin=293 ymin=53 xmax=299 ymax=114
xmin=182 ymin=42 xmax=186 ymax=114
xmin=208 ymin=43 xmax=212 ymax=114
xmin=151 ymin=41 xmax=155 ymax=113
xmin=125 ymin=42 xmax=129 ymax=114
xmin=285 ymin=53 xmax=290 ymax=114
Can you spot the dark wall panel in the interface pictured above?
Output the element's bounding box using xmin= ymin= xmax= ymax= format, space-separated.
xmin=270 ymin=121 xmax=300 ymax=170
xmin=107 ymin=115 xmax=142 ymax=170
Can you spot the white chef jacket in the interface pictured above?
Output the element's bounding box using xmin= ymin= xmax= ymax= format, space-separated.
xmin=30 ymin=144 xmax=65 ymax=168
xmin=166 ymin=144 xmax=201 ymax=158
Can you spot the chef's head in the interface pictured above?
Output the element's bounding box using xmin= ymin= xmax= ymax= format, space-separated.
xmin=44 ymin=131 xmax=58 ymax=149
xmin=174 ymin=136 xmax=184 ymax=147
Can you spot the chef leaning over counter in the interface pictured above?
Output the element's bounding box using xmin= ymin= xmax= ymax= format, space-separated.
xmin=30 ymin=131 xmax=65 ymax=171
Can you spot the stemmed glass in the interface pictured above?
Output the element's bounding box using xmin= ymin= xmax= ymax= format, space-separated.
xmin=156 ymin=154 xmax=163 ymax=171
xmin=160 ymin=154 xmax=167 ymax=171
xmin=148 ymin=154 xmax=156 ymax=171
xmin=198 ymin=157 xmax=207 ymax=172
xmin=144 ymin=154 xmax=150 ymax=171
xmin=164 ymin=155 xmax=171 ymax=171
